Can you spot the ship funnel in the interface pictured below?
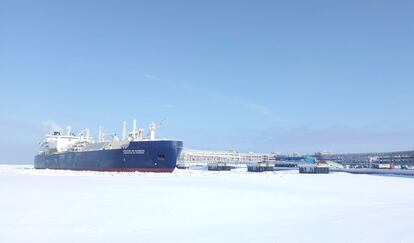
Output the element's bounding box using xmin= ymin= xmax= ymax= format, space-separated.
xmin=122 ymin=121 xmax=126 ymax=140
xmin=133 ymin=119 xmax=137 ymax=140
xmin=66 ymin=126 xmax=71 ymax=136
xmin=98 ymin=126 xmax=102 ymax=142
xmin=149 ymin=122 xmax=156 ymax=140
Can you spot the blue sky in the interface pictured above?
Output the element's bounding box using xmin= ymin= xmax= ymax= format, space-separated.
xmin=1 ymin=0 xmax=414 ymax=163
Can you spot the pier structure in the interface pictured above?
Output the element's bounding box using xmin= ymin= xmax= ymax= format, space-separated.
xmin=178 ymin=149 xmax=274 ymax=166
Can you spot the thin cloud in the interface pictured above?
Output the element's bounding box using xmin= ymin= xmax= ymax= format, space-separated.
xmin=143 ymin=74 xmax=285 ymax=121
xmin=232 ymin=98 xmax=272 ymax=116
xmin=162 ymin=104 xmax=176 ymax=109
xmin=40 ymin=120 xmax=61 ymax=132
xmin=251 ymin=124 xmax=414 ymax=154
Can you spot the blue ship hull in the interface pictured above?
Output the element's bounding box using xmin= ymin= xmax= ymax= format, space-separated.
xmin=34 ymin=140 xmax=183 ymax=172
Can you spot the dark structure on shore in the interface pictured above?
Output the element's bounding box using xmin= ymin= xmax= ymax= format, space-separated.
xmin=320 ymin=150 xmax=414 ymax=166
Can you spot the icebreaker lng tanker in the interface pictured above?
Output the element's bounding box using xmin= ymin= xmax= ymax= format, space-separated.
xmin=34 ymin=120 xmax=183 ymax=172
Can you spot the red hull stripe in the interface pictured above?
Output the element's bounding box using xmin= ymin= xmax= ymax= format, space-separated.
xmin=103 ymin=168 xmax=174 ymax=173
xmin=38 ymin=168 xmax=175 ymax=173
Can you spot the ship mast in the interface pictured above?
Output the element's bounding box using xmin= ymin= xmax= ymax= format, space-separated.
xmin=122 ymin=121 xmax=126 ymax=140
xmin=133 ymin=119 xmax=137 ymax=140
xmin=98 ymin=126 xmax=102 ymax=142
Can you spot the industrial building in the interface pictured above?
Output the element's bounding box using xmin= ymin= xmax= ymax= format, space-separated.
xmin=178 ymin=148 xmax=414 ymax=169
xmin=321 ymin=150 xmax=414 ymax=167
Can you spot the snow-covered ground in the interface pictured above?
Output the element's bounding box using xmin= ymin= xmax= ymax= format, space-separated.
xmin=1 ymin=165 xmax=414 ymax=243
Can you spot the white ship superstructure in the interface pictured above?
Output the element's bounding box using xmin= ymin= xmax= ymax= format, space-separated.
xmin=39 ymin=119 xmax=163 ymax=155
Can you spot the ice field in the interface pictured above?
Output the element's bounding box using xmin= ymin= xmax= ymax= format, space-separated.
xmin=1 ymin=165 xmax=414 ymax=243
